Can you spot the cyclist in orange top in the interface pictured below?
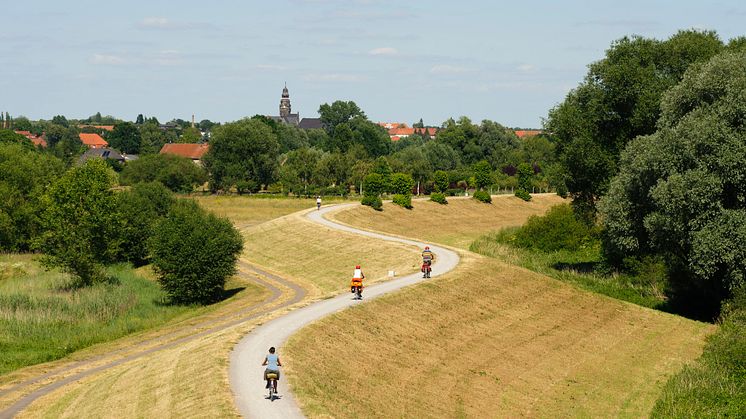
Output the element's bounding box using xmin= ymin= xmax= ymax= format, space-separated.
xmin=351 ymin=265 xmax=364 ymax=299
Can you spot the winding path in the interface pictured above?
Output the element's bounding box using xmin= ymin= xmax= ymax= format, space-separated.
xmin=229 ymin=204 xmax=461 ymax=418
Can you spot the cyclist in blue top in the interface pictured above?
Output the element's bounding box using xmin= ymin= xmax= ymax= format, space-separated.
xmin=262 ymin=347 xmax=282 ymax=389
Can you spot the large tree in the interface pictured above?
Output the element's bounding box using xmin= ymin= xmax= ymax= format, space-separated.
xmin=34 ymin=159 xmax=121 ymax=286
xmin=202 ymin=118 xmax=280 ymax=192
xmin=546 ymin=30 xmax=725 ymax=218
xmin=600 ymin=51 xmax=746 ymax=317
xmin=108 ymin=122 xmax=142 ymax=154
xmin=318 ymin=100 xmax=365 ymax=135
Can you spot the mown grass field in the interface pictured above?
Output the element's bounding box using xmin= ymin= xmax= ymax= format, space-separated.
xmin=285 ymin=196 xmax=715 ymax=417
xmin=330 ymin=194 xmax=565 ymax=248
xmin=241 ymin=210 xmax=421 ymax=298
xmin=7 ymin=197 xmax=421 ymax=417
xmin=194 ymin=195 xmax=352 ymax=230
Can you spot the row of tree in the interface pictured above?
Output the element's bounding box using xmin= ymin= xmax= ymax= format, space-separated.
xmin=548 ymin=29 xmax=746 ymax=318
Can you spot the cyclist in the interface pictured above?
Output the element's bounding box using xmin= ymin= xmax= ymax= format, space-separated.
xmin=262 ymin=346 xmax=282 ymax=391
xmin=316 ymin=196 xmax=322 ymax=210
xmin=421 ymin=246 xmax=435 ymax=277
xmin=351 ymin=265 xmax=365 ymax=298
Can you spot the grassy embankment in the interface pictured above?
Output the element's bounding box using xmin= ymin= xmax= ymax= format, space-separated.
xmin=284 ymin=196 xmax=713 ymax=417
xmin=11 ymin=195 xmax=421 ymax=417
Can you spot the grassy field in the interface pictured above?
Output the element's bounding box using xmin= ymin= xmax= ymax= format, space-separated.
xmin=194 ymin=195 xmax=352 ymax=230
xmin=0 ymin=254 xmax=198 ymax=375
xmin=330 ymin=194 xmax=565 ymax=248
xmin=7 ymin=197 xmax=421 ymax=416
xmin=284 ymin=196 xmax=715 ymax=417
xmin=286 ymin=254 xmax=713 ymax=418
xmin=241 ymin=210 xmax=421 ymax=298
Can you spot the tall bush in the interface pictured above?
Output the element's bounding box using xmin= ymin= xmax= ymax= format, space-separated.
xmin=117 ymin=182 xmax=175 ymax=266
xmin=149 ymin=199 xmax=243 ymax=304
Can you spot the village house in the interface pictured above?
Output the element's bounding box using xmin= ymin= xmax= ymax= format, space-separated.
xmin=159 ymin=143 xmax=209 ymax=165
xmin=79 ymin=133 xmax=108 ymax=149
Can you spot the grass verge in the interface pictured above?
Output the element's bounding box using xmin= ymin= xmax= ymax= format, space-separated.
xmin=651 ymin=292 xmax=746 ymax=418
xmin=0 ymin=255 xmax=196 ymax=375
xmin=470 ymin=229 xmax=667 ymax=310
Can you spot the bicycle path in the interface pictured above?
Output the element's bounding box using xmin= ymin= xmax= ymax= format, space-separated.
xmin=229 ymin=203 xmax=461 ymax=418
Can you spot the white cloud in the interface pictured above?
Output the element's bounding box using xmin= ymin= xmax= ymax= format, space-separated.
xmin=139 ymin=17 xmax=171 ymax=28
xmin=429 ymin=64 xmax=471 ymax=75
xmin=303 ymin=73 xmax=365 ymax=82
xmin=89 ymin=54 xmax=125 ymax=65
xmin=369 ymin=47 xmax=398 ymax=56
xmin=517 ymin=64 xmax=536 ymax=72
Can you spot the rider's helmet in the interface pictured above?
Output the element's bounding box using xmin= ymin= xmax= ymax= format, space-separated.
xmin=425 ymin=246 xmax=430 ymax=250
xmin=355 ymin=265 xmax=361 ymax=269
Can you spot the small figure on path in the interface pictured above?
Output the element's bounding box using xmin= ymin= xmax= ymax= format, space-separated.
xmin=350 ymin=265 xmax=364 ymax=299
xmin=316 ymin=196 xmax=321 ymax=210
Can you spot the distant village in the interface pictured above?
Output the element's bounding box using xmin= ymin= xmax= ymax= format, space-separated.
xmin=3 ymin=85 xmax=542 ymax=165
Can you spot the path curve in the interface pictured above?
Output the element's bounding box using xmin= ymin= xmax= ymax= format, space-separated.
xmin=230 ymin=203 xmax=461 ymax=418
xmin=0 ymin=262 xmax=305 ymax=419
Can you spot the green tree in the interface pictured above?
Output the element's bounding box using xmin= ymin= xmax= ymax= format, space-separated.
xmin=390 ymin=173 xmax=415 ymax=195
xmin=600 ymin=51 xmax=746 ymax=317
xmin=108 ymin=122 xmax=142 ymax=154
xmin=473 ymin=160 xmax=492 ymax=190
xmin=149 ymin=199 xmax=243 ymax=304
xmin=0 ymin=143 xmax=64 ymax=251
xmin=363 ymin=173 xmax=386 ymax=196
xmin=12 ymin=116 xmax=32 ymax=131
xmin=117 ymin=182 xmax=174 ymax=266
xmin=318 ymin=100 xmax=365 ymax=135
xmin=138 ymin=122 xmax=168 ymax=155
xmin=203 ymin=118 xmax=280 ymax=192
xmin=546 ymin=30 xmax=725 ymax=217
xmin=433 ymin=170 xmax=449 ymax=193
xmin=34 ymin=159 xmax=121 ymax=286
xmin=178 ymin=126 xmax=202 ymax=143
xmin=279 ymin=147 xmax=323 ymax=196
xmin=120 ymin=153 xmax=207 ymax=193
xmin=51 ymin=115 xmax=69 ymax=127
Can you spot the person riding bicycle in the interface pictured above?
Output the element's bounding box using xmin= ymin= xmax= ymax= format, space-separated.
xmin=262 ymin=346 xmax=282 ymax=389
xmin=421 ymin=246 xmax=435 ymax=268
xmin=351 ymin=265 xmax=365 ymax=293
xmin=316 ymin=196 xmax=322 ymax=210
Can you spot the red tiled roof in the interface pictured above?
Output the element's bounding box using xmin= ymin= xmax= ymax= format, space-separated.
xmin=390 ymin=136 xmax=401 ymax=142
xmin=514 ymin=130 xmax=543 ymax=138
xmin=160 ymin=143 xmax=209 ymax=159
xmin=378 ymin=122 xmax=409 ymax=129
xmin=79 ymin=125 xmax=115 ymax=132
xmin=414 ymin=127 xmax=438 ymax=136
xmin=388 ymin=127 xmax=415 ymax=136
xmin=31 ymin=137 xmax=47 ymax=148
xmin=79 ymin=133 xmax=108 ymax=148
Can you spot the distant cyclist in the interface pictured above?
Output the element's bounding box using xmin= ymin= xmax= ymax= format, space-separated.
xmin=316 ymin=196 xmax=322 ymax=210
xmin=421 ymin=246 xmax=435 ymax=278
xmin=262 ymin=347 xmax=282 ymax=390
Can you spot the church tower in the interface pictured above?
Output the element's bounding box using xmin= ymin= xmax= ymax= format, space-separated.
xmin=279 ymin=83 xmax=291 ymax=118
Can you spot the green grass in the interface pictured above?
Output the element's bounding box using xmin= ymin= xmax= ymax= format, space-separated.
xmin=0 ymin=254 xmax=194 ymax=375
xmin=651 ymin=294 xmax=746 ymax=418
xmin=470 ymin=228 xmax=667 ymax=310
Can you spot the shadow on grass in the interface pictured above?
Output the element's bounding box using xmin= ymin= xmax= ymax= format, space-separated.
xmin=551 ymin=261 xmax=599 ymax=274
xmin=154 ymin=286 xmax=246 ymax=307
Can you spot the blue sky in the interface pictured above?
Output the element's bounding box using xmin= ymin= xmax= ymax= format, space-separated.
xmin=2 ymin=0 xmax=744 ymax=128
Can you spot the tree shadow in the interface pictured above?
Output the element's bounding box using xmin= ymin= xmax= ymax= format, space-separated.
xmin=551 ymin=261 xmax=599 ymax=274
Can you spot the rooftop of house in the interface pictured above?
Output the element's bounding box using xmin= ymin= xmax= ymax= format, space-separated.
xmin=159 ymin=143 xmax=209 ymax=159
xmin=514 ymin=130 xmax=543 ymax=138
xmin=79 ymin=133 xmax=109 ymax=148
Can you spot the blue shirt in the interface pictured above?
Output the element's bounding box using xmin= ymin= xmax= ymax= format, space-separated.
xmin=266 ymin=354 xmax=279 ymax=370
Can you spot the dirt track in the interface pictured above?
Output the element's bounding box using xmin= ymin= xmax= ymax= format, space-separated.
xmin=229 ymin=204 xmax=461 ymax=418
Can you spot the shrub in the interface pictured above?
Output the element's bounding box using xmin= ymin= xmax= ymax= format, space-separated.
xmin=121 ymin=154 xmax=207 ymax=193
xmin=472 ymin=190 xmax=492 ymax=203
xmin=515 ymin=189 xmax=531 ymax=201
xmin=390 ymin=173 xmax=415 ymax=195
xmin=149 ymin=199 xmax=243 ymax=304
xmin=392 ymin=194 xmax=412 ymax=209
xmin=117 ymin=182 xmax=175 ymax=266
xmin=361 ymin=195 xmax=382 ymax=211
xmin=430 ymin=192 xmax=448 ymax=205
xmin=363 ymin=173 xmax=387 ymax=196
xmin=433 ymin=170 xmax=449 ymax=193
xmin=513 ymin=204 xmax=595 ymax=252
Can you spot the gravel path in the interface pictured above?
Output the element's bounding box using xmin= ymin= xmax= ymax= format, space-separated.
xmin=229 ymin=204 xmax=461 ymax=418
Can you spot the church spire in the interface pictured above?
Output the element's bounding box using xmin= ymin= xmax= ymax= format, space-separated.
xmin=280 ymin=83 xmax=291 ymax=117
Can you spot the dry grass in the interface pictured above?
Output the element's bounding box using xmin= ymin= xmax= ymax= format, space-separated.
xmin=331 ymin=194 xmax=566 ymax=249
xmin=194 ymin=195 xmax=351 ymax=230
xmin=285 ymin=253 xmax=714 ymax=418
xmin=241 ymin=210 xmax=421 ymax=298
xmin=7 ymin=199 xmax=421 ymax=416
